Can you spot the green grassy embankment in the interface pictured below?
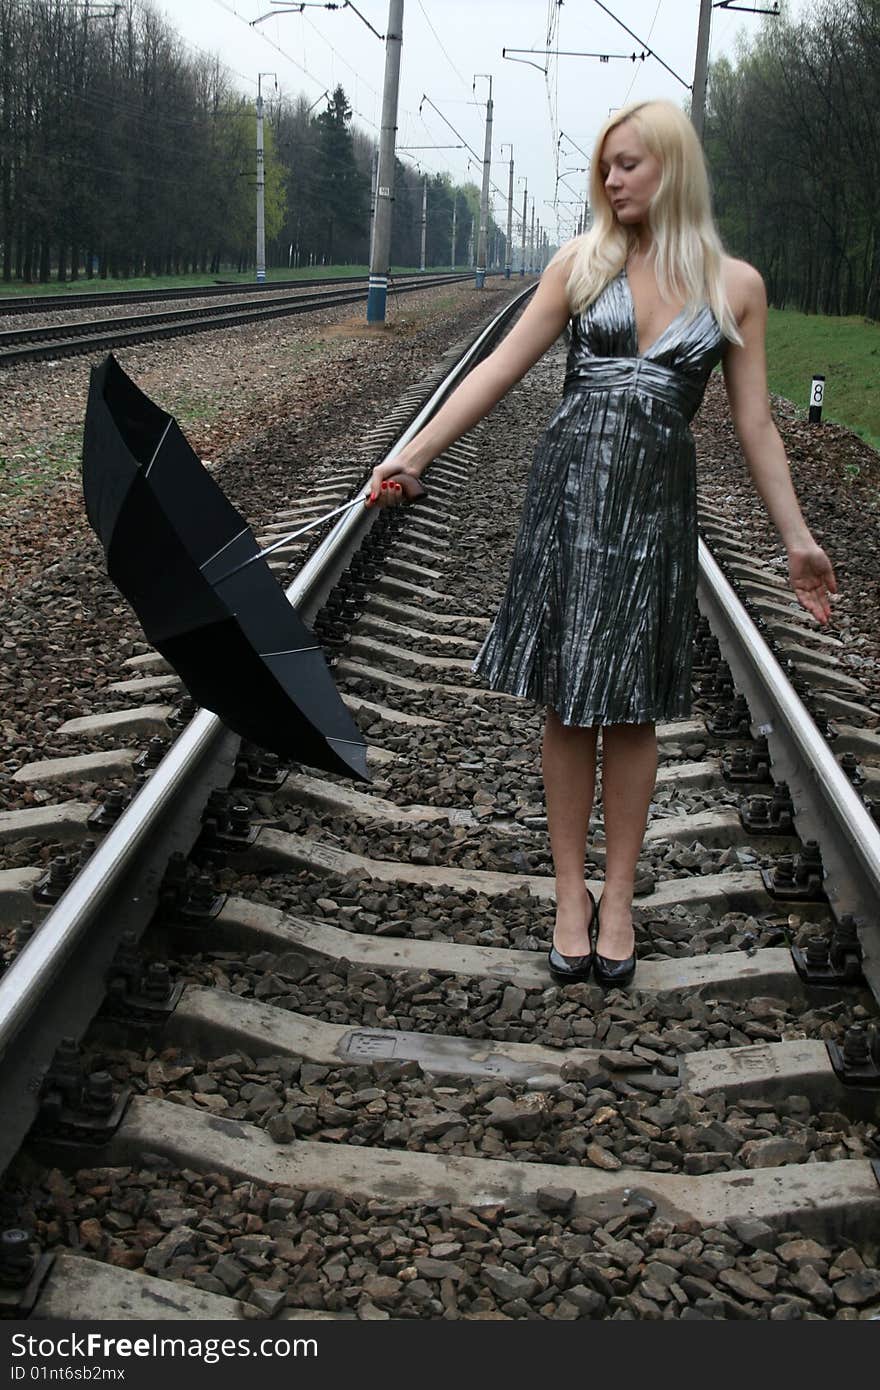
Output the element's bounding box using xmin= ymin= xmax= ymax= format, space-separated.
xmin=765 ymin=307 xmax=880 ymax=454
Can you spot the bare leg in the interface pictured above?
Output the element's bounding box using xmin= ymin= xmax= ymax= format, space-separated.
xmin=542 ymin=707 xmax=599 ymax=953
xmin=597 ymin=722 xmax=657 ymax=958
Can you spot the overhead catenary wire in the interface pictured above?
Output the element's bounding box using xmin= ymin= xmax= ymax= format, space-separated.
xmin=591 ymin=0 xmax=691 ymax=89
xmin=209 ymin=0 xmax=380 ymax=128
xmin=416 ymin=0 xmax=471 ymax=93
xmin=418 ymin=95 xmax=511 ymax=206
xmin=543 ymin=0 xmax=561 ymax=219
xmin=619 ymin=0 xmax=663 ymax=107
xmin=300 ymin=9 xmax=382 ymax=102
xmin=48 ymin=83 xmax=258 ymax=131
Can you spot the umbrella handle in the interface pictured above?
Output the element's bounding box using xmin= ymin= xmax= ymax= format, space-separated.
xmin=383 ymin=472 xmax=427 ymax=503
xmin=216 ymin=472 xmax=429 ymax=582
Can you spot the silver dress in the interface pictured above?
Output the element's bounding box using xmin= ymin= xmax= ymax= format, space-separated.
xmin=473 ymin=268 xmax=725 ymax=726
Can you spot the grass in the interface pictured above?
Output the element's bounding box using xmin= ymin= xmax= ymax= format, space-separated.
xmin=0 ymin=427 xmax=83 ymax=502
xmin=765 ymin=307 xmax=880 ymax=453
xmin=0 ymin=264 xmax=452 ymax=299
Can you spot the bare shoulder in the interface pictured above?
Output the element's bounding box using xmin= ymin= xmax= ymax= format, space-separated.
xmin=722 ymin=256 xmax=766 ymax=322
xmin=535 ymin=248 xmax=575 ymax=312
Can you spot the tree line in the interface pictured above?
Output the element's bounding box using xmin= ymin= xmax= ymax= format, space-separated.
xmin=267 ymin=85 xmax=499 ymax=273
xmin=706 ymin=0 xmax=880 ymax=318
xmin=0 ymin=0 xmax=505 ymax=283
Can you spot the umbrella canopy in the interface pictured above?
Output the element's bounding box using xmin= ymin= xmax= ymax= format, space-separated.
xmin=82 ymin=353 xmax=369 ymax=781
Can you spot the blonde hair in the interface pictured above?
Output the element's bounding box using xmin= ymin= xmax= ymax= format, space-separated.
xmin=557 ymin=99 xmax=741 ymax=344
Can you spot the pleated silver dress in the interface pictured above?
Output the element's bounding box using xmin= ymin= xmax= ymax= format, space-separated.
xmin=473 ymin=267 xmax=725 ymax=726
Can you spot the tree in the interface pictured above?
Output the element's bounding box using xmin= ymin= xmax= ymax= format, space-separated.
xmin=311 ymin=85 xmax=367 ymax=263
xmin=705 ymin=0 xmax=880 ymax=317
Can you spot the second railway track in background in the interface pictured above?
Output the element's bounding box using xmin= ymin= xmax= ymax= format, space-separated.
xmin=0 ymin=272 xmax=476 ymax=367
xmin=1 ymin=285 xmax=879 ymax=1322
xmin=0 ymin=271 xmax=449 ymax=316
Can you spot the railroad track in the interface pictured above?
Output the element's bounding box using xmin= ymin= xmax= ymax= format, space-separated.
xmin=1 ymin=288 xmax=879 ymax=1322
xmin=0 ymin=271 xmax=456 ymax=317
xmin=0 ymin=272 xmax=476 ymax=367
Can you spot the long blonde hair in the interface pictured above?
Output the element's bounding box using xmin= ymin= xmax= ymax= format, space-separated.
xmin=558 ymin=99 xmax=741 ymax=343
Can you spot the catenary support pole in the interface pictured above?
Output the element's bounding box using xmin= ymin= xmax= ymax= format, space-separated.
xmin=501 ymin=144 xmax=514 ymax=279
xmin=367 ymin=0 xmax=404 ymax=324
xmin=451 ymin=195 xmax=457 ymax=269
xmin=529 ymin=199 xmax=535 ymax=272
xmin=255 ymin=73 xmax=273 ymax=284
xmin=369 ymin=147 xmax=379 ymax=265
xmin=474 ymin=74 xmax=493 ymax=288
xmin=520 ymin=179 xmax=527 ymax=275
xmin=691 ymin=0 xmax=712 ymax=144
xmin=420 ymin=173 xmax=427 ymax=271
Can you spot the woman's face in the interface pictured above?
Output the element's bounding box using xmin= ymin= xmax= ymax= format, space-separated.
xmin=599 ymin=121 xmax=662 ymax=226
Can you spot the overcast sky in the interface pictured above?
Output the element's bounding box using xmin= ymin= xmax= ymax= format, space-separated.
xmin=154 ymin=0 xmax=808 ymax=246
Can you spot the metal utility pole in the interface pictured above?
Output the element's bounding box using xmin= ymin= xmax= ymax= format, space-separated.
xmin=451 ymin=195 xmax=457 ymax=269
xmin=501 ymin=143 xmax=514 ymax=279
xmin=367 ymin=0 xmax=404 ymax=324
xmin=255 ymin=72 xmax=275 ymax=284
xmin=369 ymin=147 xmax=379 ymax=265
xmin=519 ymin=177 xmax=527 ymax=275
xmin=691 ymin=0 xmax=712 ymax=144
xmin=536 ymin=219 xmax=542 ymax=272
xmin=529 ymin=199 xmax=535 ymax=272
xmin=473 ymin=73 xmax=493 ymax=288
xmin=419 ymin=173 xmax=427 ymax=271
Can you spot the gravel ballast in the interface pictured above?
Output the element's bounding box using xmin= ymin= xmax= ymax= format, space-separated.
xmin=2 ymin=299 xmax=879 ymax=1323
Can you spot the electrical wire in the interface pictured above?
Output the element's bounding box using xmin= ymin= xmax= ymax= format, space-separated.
xmin=300 ymin=9 xmax=382 ymax=102
xmin=20 ymin=151 xmax=233 ymax=194
xmin=211 ymin=0 xmax=327 ymax=93
xmin=209 ymin=0 xmax=378 ymax=127
xmin=418 ymin=96 xmax=511 ymax=205
xmin=48 ymin=83 xmax=253 ymax=131
xmin=591 ymin=0 xmax=691 ymax=89
xmin=166 ymin=19 xmax=258 ymax=87
xmin=619 ymin=0 xmax=662 ymax=107
xmin=416 ymin=0 xmax=470 ymax=94
xmin=545 ymin=0 xmax=561 ymax=193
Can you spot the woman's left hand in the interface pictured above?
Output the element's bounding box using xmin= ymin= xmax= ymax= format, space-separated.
xmin=787 ymin=542 xmax=838 ymax=625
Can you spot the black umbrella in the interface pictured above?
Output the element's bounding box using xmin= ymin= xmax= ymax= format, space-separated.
xmin=82 ymin=353 xmax=395 ymax=782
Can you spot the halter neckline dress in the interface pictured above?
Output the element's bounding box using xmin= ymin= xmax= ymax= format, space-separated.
xmin=472 ymin=267 xmax=725 ymax=727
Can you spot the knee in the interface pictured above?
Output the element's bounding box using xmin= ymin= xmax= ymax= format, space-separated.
xmin=545 ymin=706 xmax=599 ymax=737
xmin=602 ymin=720 xmax=657 ymax=748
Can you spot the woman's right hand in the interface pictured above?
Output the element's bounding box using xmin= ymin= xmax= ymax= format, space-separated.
xmin=366 ymin=457 xmax=423 ymax=508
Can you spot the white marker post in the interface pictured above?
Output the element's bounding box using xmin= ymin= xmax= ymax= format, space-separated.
xmin=809 ymin=374 xmax=825 ymax=424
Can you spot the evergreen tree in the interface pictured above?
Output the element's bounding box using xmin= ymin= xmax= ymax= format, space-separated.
xmin=312 ymin=85 xmax=367 ymax=263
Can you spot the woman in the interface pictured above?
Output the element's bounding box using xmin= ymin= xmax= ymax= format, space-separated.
xmin=367 ymin=99 xmax=836 ymax=989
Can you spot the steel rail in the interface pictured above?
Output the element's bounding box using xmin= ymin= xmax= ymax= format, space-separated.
xmin=0 ymin=709 xmax=223 ymax=1060
xmin=697 ymin=540 xmax=880 ymax=997
xmin=290 ymin=284 xmax=538 ymax=617
xmin=0 ymin=274 xmax=476 ymax=367
xmin=0 ymin=275 xmax=473 ymax=347
xmin=0 ymin=271 xmax=470 ymax=317
xmin=0 ymin=282 xmax=535 ymax=1063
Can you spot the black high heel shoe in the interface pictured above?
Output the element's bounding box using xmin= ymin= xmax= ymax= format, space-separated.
xmin=548 ymin=889 xmax=596 ymax=984
xmin=593 ymin=895 xmax=637 ymax=988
